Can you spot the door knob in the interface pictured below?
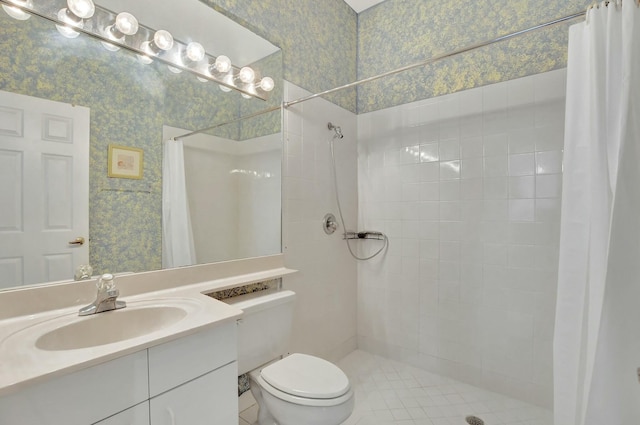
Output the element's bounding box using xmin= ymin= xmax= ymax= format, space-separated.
xmin=69 ymin=237 xmax=85 ymax=246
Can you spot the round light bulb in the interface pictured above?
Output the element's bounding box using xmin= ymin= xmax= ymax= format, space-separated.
xmin=56 ymin=9 xmax=81 ymax=38
xmin=115 ymin=12 xmax=138 ymax=36
xmin=239 ymin=67 xmax=255 ymax=83
xmin=214 ymin=55 xmax=231 ymax=73
xmin=167 ymin=65 xmax=182 ymax=74
xmin=241 ymin=93 xmax=252 ymax=99
xmin=153 ymin=30 xmax=173 ymax=51
xmin=67 ymin=0 xmax=94 ymax=19
xmin=2 ymin=0 xmax=32 ymax=20
xmin=186 ymin=42 xmax=205 ymax=62
xmin=259 ymin=77 xmax=275 ymax=92
xmin=219 ymin=85 xmax=232 ymax=93
xmin=196 ymin=76 xmax=208 ymax=83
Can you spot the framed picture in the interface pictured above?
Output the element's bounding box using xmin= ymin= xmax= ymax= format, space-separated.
xmin=108 ymin=144 xmax=144 ymax=179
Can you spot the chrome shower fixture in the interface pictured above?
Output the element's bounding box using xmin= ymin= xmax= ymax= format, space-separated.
xmin=328 ymin=122 xmax=343 ymax=139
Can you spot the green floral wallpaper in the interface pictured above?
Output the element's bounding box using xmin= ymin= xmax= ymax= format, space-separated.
xmin=357 ymin=0 xmax=592 ymax=113
xmin=0 ymin=12 xmax=281 ymax=277
xmin=199 ymin=0 xmax=358 ymax=112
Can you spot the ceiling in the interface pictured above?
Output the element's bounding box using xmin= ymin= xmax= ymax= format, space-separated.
xmin=344 ymin=0 xmax=387 ymax=13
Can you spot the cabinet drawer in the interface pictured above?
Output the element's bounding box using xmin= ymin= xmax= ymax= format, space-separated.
xmin=150 ymin=362 xmax=238 ymax=425
xmin=94 ymin=402 xmax=149 ymax=425
xmin=148 ymin=323 xmax=236 ymax=397
xmin=0 ymin=351 xmax=148 ymax=425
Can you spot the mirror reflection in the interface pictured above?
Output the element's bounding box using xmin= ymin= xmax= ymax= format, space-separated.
xmin=0 ymin=0 xmax=283 ymax=290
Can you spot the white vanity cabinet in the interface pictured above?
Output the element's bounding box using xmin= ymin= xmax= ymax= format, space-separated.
xmin=0 ymin=323 xmax=238 ymax=425
xmin=148 ymin=322 xmax=238 ymax=425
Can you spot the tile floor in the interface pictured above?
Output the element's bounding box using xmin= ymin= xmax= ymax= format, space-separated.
xmin=239 ymin=350 xmax=553 ymax=425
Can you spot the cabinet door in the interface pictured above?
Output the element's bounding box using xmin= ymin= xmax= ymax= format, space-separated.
xmin=0 ymin=351 xmax=148 ymax=425
xmin=148 ymin=323 xmax=236 ymax=397
xmin=94 ymin=402 xmax=149 ymax=425
xmin=150 ymin=362 xmax=238 ymax=425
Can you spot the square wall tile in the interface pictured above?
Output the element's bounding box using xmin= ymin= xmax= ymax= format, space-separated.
xmin=536 ymin=151 xmax=563 ymax=174
xmin=536 ymin=174 xmax=562 ymax=198
xmin=420 ymin=142 xmax=440 ymax=163
xmin=440 ymin=161 xmax=461 ymax=180
xmin=509 ymin=199 xmax=535 ymax=222
xmin=439 ymin=140 xmax=460 ymax=160
xmin=509 ymin=153 xmax=535 ymax=176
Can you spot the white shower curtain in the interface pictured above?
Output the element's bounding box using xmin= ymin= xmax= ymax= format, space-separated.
xmin=554 ymin=1 xmax=640 ymax=424
xmin=162 ymin=139 xmax=196 ymax=268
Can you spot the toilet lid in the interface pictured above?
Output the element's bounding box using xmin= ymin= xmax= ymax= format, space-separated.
xmin=261 ymin=353 xmax=350 ymax=399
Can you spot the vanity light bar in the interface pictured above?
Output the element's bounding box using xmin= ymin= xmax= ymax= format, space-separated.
xmin=0 ymin=0 xmax=274 ymax=100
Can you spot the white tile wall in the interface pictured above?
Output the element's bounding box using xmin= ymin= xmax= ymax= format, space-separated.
xmin=356 ymin=69 xmax=566 ymax=408
xmin=281 ymin=82 xmax=359 ymax=363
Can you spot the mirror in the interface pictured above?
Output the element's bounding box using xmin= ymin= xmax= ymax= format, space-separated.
xmin=0 ymin=0 xmax=283 ymax=290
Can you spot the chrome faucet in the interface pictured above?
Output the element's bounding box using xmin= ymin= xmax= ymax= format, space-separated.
xmin=79 ymin=273 xmax=126 ymax=316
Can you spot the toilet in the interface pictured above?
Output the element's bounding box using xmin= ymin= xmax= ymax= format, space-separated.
xmin=226 ymin=289 xmax=354 ymax=425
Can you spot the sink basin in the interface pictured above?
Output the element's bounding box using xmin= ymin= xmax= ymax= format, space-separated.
xmin=35 ymin=303 xmax=190 ymax=351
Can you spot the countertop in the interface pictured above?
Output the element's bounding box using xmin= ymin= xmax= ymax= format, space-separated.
xmin=0 ymin=256 xmax=296 ymax=397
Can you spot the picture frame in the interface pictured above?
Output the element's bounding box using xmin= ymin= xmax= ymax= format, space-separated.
xmin=107 ymin=144 xmax=144 ymax=179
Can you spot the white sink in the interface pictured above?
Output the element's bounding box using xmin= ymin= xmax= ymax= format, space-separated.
xmin=3 ymin=298 xmax=204 ymax=353
xmin=35 ymin=304 xmax=189 ymax=351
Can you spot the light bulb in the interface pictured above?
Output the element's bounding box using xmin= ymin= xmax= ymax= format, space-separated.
xmin=167 ymin=66 xmax=182 ymax=74
xmin=241 ymin=93 xmax=252 ymax=99
xmin=197 ymin=76 xmax=208 ymax=83
xmin=115 ymin=12 xmax=138 ymax=36
xmin=239 ymin=67 xmax=255 ymax=83
xmin=185 ymin=42 xmax=205 ymax=62
xmin=258 ymin=77 xmax=275 ymax=92
xmin=56 ymin=9 xmax=81 ymax=38
xmin=67 ymin=0 xmax=94 ymax=19
xmin=219 ymin=85 xmax=232 ymax=93
xmin=2 ymin=0 xmax=32 ymax=20
xmin=153 ymin=30 xmax=173 ymax=51
xmin=213 ymin=55 xmax=231 ymax=73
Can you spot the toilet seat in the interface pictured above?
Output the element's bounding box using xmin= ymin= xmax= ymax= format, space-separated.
xmin=261 ymin=353 xmax=350 ymax=399
xmin=251 ymin=373 xmax=354 ymax=408
xmin=249 ymin=353 xmax=353 ymax=408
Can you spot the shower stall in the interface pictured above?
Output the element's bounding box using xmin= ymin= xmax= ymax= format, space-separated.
xmin=278 ymin=2 xmax=639 ymax=424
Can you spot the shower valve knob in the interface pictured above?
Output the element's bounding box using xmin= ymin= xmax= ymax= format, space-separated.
xmin=323 ymin=213 xmax=338 ymax=235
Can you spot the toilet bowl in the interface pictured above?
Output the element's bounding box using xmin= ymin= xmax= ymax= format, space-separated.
xmin=249 ymin=353 xmax=355 ymax=425
xmin=224 ymin=290 xmax=355 ymax=425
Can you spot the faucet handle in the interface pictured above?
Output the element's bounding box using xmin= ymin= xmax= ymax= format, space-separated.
xmin=97 ymin=273 xmax=115 ymax=292
xmin=74 ymin=264 xmax=93 ymax=281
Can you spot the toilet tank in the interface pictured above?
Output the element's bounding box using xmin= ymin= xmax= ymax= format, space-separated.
xmin=224 ymin=289 xmax=296 ymax=375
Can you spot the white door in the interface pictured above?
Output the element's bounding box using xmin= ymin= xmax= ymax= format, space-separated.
xmin=0 ymin=90 xmax=89 ymax=289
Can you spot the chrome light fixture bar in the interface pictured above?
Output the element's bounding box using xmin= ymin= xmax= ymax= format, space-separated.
xmin=0 ymin=0 xmax=274 ymax=100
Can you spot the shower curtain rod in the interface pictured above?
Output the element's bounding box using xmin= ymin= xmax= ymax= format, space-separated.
xmin=173 ymin=105 xmax=282 ymax=141
xmin=284 ymin=9 xmax=586 ymax=107
xmin=175 ymin=9 xmax=586 ymax=141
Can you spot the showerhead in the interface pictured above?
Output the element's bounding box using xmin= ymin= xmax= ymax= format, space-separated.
xmin=328 ymin=122 xmax=344 ymax=139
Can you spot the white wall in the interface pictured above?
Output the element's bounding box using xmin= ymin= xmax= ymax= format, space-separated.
xmin=281 ymin=82 xmax=358 ymax=363
xmin=356 ymin=69 xmax=566 ymax=407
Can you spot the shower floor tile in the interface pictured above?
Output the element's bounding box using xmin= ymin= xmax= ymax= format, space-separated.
xmin=238 ymin=350 xmax=553 ymax=425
